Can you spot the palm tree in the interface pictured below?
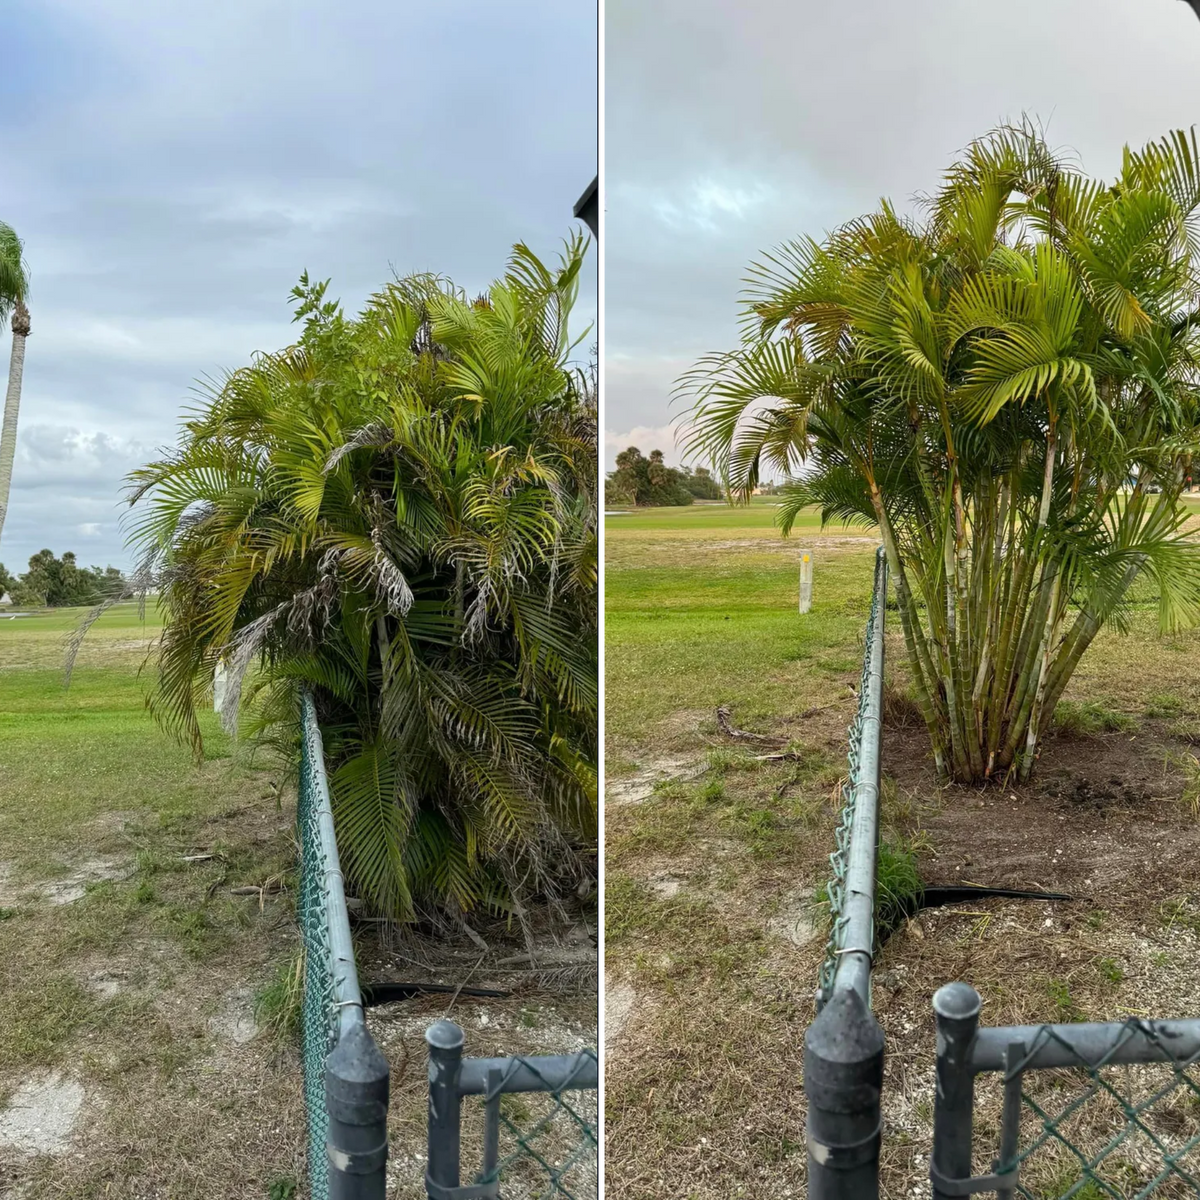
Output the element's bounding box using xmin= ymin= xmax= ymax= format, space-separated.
xmin=680 ymin=124 xmax=1200 ymax=785
xmin=0 ymin=221 xmax=30 ymax=549
xmin=118 ymin=236 xmax=597 ymax=921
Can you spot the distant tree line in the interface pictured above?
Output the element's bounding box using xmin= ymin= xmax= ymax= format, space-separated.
xmin=605 ymin=446 xmax=722 ymax=507
xmin=0 ymin=550 xmax=126 ymax=607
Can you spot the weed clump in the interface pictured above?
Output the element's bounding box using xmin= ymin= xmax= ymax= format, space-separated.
xmin=254 ymin=953 xmax=304 ymax=1041
xmin=1053 ymin=700 xmax=1135 ymax=736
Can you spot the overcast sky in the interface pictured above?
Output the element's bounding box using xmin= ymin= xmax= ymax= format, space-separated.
xmin=0 ymin=0 xmax=596 ymax=573
xmin=605 ymin=0 xmax=1200 ymax=470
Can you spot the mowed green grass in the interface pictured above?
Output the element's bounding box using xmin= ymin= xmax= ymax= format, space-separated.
xmin=0 ymin=602 xmax=305 ymax=1197
xmin=604 ymin=499 xmax=833 ymax=535
xmin=605 ymin=497 xmax=1200 ymax=758
xmin=0 ymin=603 xmax=239 ymax=872
xmin=605 ymin=504 xmax=876 ymax=756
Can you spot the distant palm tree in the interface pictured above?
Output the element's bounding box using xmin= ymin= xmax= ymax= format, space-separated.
xmin=0 ymin=221 xmax=30 ymax=549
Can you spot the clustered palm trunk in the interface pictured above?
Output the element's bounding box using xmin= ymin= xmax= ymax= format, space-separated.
xmin=115 ymin=238 xmax=597 ymax=921
xmin=681 ymin=124 xmax=1200 ymax=785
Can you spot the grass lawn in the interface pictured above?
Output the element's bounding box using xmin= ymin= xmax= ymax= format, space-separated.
xmin=604 ymin=502 xmax=1200 ymax=1199
xmin=0 ymin=602 xmax=600 ymax=1199
xmin=0 ymin=602 xmax=305 ymax=1198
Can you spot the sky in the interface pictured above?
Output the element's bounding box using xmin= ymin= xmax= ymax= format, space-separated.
xmin=0 ymin=0 xmax=597 ymax=574
xmin=605 ymin=0 xmax=1200 ymax=470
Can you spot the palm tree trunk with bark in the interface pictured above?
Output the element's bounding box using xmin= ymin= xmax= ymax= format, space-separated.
xmin=0 ymin=299 xmax=30 ymax=547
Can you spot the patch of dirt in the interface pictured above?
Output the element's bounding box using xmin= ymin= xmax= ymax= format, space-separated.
xmin=0 ymin=1073 xmax=85 ymax=1157
xmin=605 ymin=755 xmax=703 ymax=806
xmin=42 ymin=859 xmax=129 ymax=906
xmin=604 ymin=983 xmax=636 ymax=1049
xmin=882 ymin=722 xmax=1200 ymax=906
xmin=0 ymin=859 xmax=131 ymax=908
xmin=206 ymin=987 xmax=258 ymax=1046
xmin=870 ymin=718 xmax=1200 ymax=1197
xmin=83 ymin=972 xmax=122 ymax=1000
xmin=767 ymin=895 xmax=823 ymax=949
xmin=647 ymin=873 xmax=683 ymax=898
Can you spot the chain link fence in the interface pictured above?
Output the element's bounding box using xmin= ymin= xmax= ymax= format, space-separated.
xmin=425 ymin=1020 xmax=599 ymax=1199
xmin=931 ymin=982 xmax=1200 ymax=1200
xmin=298 ymin=690 xmax=390 ymax=1199
xmin=816 ymin=544 xmax=888 ymax=1008
xmin=801 ymin=551 xmax=1200 ymax=1200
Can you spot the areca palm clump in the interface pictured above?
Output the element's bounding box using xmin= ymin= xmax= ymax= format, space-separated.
xmin=681 ymin=125 xmax=1200 ymax=785
xmin=126 ymin=238 xmax=597 ymax=920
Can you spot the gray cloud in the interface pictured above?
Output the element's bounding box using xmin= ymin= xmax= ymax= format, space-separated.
xmin=0 ymin=0 xmax=596 ymax=573
xmin=605 ymin=0 xmax=1200 ymax=466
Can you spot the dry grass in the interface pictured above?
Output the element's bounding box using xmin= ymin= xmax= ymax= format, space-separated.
xmin=605 ymin=513 xmax=1200 ymax=1199
xmin=0 ymin=604 xmax=307 ymax=1199
xmin=372 ymin=989 xmax=598 ymax=1200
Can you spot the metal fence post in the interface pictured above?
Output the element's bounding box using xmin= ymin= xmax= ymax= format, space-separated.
xmin=426 ymin=1019 xmax=465 ymax=1198
xmin=325 ymin=1020 xmax=390 ymax=1200
xmin=804 ymin=985 xmax=885 ymax=1199
xmin=931 ymin=982 xmax=981 ymax=1200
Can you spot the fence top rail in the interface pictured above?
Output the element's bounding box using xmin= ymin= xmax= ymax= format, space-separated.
xmin=300 ymin=689 xmax=365 ymax=1039
xmin=458 ymin=1051 xmax=599 ymax=1097
xmin=824 ymin=544 xmax=887 ymax=1007
xmin=970 ymin=1017 xmax=1200 ymax=1075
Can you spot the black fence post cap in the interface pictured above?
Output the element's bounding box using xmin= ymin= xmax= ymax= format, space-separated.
xmin=326 ymin=1020 xmax=390 ymax=1091
xmin=933 ymin=983 xmax=981 ymax=1022
xmin=805 ymin=986 xmax=885 ymax=1064
xmin=426 ymin=1019 xmax=465 ymax=1052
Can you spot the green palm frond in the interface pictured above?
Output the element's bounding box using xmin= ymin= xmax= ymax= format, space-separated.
xmin=116 ymin=239 xmax=597 ymax=920
xmin=680 ymin=121 xmax=1200 ymax=786
xmin=0 ymin=221 xmax=29 ymax=323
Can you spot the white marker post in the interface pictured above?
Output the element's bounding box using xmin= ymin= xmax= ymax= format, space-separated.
xmin=799 ymin=549 xmax=813 ymax=614
xmin=214 ymin=657 xmax=228 ymax=716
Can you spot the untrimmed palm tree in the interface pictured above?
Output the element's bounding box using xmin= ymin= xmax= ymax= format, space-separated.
xmin=680 ymin=124 xmax=1200 ymax=785
xmin=120 ymin=236 xmax=597 ymax=921
xmin=0 ymin=221 xmax=30 ymax=549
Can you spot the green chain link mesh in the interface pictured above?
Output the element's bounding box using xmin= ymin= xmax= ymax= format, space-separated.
xmin=298 ymin=695 xmax=338 ymax=1200
xmin=817 ymin=545 xmax=887 ymax=1005
xmin=470 ymin=1052 xmax=599 ymax=1199
xmin=987 ymin=1022 xmax=1200 ymax=1198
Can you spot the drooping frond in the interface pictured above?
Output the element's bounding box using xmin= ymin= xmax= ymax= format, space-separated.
xmin=114 ymin=238 xmax=597 ymax=920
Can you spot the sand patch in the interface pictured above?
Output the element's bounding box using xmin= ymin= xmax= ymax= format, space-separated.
xmin=767 ymin=895 xmax=823 ymax=948
xmin=0 ymin=1071 xmax=85 ymax=1156
xmin=43 ymin=859 xmax=128 ymax=906
xmin=208 ymin=987 xmax=258 ymax=1045
xmin=605 ymin=756 xmax=703 ymax=806
xmin=604 ymin=983 xmax=636 ymax=1048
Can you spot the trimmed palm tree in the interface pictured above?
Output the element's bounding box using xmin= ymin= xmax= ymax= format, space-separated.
xmin=122 ymin=237 xmax=597 ymax=920
xmin=680 ymin=124 xmax=1200 ymax=785
xmin=0 ymin=221 xmax=30 ymax=549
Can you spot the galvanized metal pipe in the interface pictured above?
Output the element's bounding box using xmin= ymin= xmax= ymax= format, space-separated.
xmin=302 ymin=691 xmax=390 ymax=1199
xmin=971 ymin=1017 xmax=1200 ymax=1074
xmin=931 ymin=983 xmax=982 ymax=1200
xmin=831 ymin=547 xmax=887 ymax=1004
xmin=301 ymin=691 xmax=366 ymax=1038
xmin=458 ymin=1052 xmax=599 ymax=1095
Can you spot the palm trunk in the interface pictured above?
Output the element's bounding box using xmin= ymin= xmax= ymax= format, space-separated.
xmin=1018 ymin=573 xmax=1063 ymax=781
xmin=0 ymin=300 xmax=30 ymax=547
xmin=869 ymin=482 xmax=947 ymax=778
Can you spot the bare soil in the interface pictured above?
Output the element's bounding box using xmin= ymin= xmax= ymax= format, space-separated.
xmin=357 ymin=920 xmax=599 ymax=1200
xmin=606 ymin=692 xmax=1200 ymax=1198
